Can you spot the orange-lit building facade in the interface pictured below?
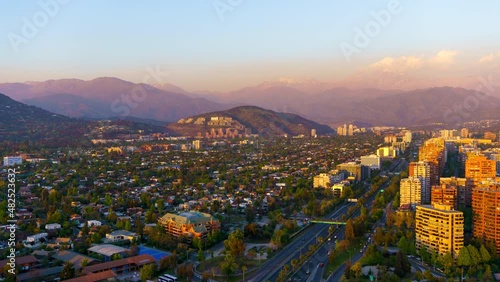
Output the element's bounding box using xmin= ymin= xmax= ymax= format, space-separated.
xmin=466 ymin=154 xmax=496 ymax=185
xmin=409 ymin=162 xmax=432 ymax=204
xmin=440 ymin=177 xmax=473 ymax=207
xmin=431 ymin=184 xmax=458 ymax=210
xmin=472 ymin=185 xmax=500 ymax=255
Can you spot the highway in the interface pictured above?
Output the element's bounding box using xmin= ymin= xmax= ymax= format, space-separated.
xmin=248 ymin=159 xmax=407 ymax=282
xmin=247 ymin=203 xmax=354 ymax=282
xmin=319 ymin=159 xmax=408 ymax=282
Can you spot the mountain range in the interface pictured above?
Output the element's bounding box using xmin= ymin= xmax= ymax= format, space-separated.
xmin=0 ymin=78 xmax=228 ymax=122
xmin=2 ymin=77 xmax=500 ymax=126
xmin=0 ymin=91 xmax=334 ymax=145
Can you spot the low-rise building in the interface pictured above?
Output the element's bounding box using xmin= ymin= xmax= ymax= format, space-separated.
xmin=105 ymin=230 xmax=140 ymax=242
xmin=3 ymin=156 xmax=22 ymax=166
xmin=45 ymin=223 xmax=61 ymax=230
xmin=88 ymin=244 xmax=128 ymax=262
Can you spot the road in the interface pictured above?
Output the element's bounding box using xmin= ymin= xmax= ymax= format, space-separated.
xmin=248 ymin=159 xmax=407 ymax=282
xmin=248 ymin=203 xmax=354 ymax=282
xmin=321 ymin=159 xmax=408 ymax=282
xmin=407 ymin=257 xmax=446 ymax=278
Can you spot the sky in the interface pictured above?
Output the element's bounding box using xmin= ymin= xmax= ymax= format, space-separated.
xmin=1 ymin=0 xmax=500 ymax=91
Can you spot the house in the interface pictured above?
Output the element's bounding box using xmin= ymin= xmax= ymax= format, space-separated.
xmin=63 ymin=270 xmax=117 ymax=282
xmin=87 ymin=244 xmax=128 ymax=262
xmin=16 ymin=266 xmax=63 ymax=282
xmin=45 ymin=223 xmax=61 ymax=230
xmin=81 ymin=254 xmax=155 ymax=275
xmin=52 ymin=250 xmax=97 ymax=269
xmin=85 ymin=220 xmax=102 ymax=228
xmin=105 ymin=230 xmax=140 ymax=242
xmin=26 ymin=233 xmax=48 ymax=243
xmin=0 ymin=255 xmax=38 ymax=272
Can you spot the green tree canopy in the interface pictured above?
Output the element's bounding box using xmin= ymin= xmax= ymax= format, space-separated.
xmin=457 ymin=246 xmax=471 ymax=267
xmin=224 ymin=229 xmax=245 ymax=259
xmin=480 ymin=244 xmax=491 ymax=263
xmin=467 ymin=244 xmax=481 ymax=266
xmin=60 ymin=262 xmax=75 ymax=280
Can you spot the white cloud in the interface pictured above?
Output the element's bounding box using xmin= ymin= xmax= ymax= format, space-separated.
xmin=364 ymin=50 xmax=459 ymax=74
xmin=368 ymin=56 xmax=423 ymax=73
xmin=429 ymin=50 xmax=459 ymax=69
xmin=478 ymin=52 xmax=500 ymax=64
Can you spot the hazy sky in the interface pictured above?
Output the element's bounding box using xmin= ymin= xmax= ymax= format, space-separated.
xmin=1 ymin=0 xmax=500 ymax=91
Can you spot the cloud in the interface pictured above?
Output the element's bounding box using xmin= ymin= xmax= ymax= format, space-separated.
xmin=478 ymin=52 xmax=500 ymax=64
xmin=364 ymin=50 xmax=460 ymax=74
xmin=368 ymin=56 xmax=423 ymax=73
xmin=429 ymin=50 xmax=459 ymax=69
xmin=344 ymin=50 xmax=462 ymax=90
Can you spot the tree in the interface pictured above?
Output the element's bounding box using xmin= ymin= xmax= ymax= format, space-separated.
xmin=457 ymin=246 xmax=471 ymax=268
xmin=440 ymin=252 xmax=454 ymax=276
xmin=197 ymin=249 xmax=206 ymax=262
xmin=247 ymin=249 xmax=257 ymax=260
xmin=394 ymin=250 xmax=410 ymax=277
xmin=344 ymin=219 xmax=355 ymax=243
xmin=244 ymin=223 xmax=260 ymax=238
xmin=81 ymin=258 xmax=89 ymax=267
xmin=139 ymin=263 xmax=156 ymax=281
xmin=484 ymin=265 xmax=494 ymax=282
xmin=419 ymin=245 xmax=430 ymax=263
xmin=221 ymin=255 xmax=238 ymax=278
xmin=60 ymin=262 xmax=75 ymax=280
xmin=344 ymin=260 xmax=352 ymax=279
xmin=467 ymin=244 xmax=481 ymax=266
xmin=291 ymin=258 xmax=299 ymax=270
xmin=177 ymin=263 xmax=194 ymax=280
xmin=480 ymin=244 xmax=491 ymax=263
xmin=81 ymin=222 xmax=90 ymax=237
xmin=224 ymin=229 xmax=245 ymax=259
xmin=373 ymin=227 xmax=385 ymax=246
xmin=245 ymin=206 xmax=256 ymax=223
xmin=351 ymin=262 xmax=362 ymax=278
xmin=397 ymin=236 xmax=409 ymax=254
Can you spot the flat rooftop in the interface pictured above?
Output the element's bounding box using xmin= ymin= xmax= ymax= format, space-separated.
xmin=88 ymin=244 xmax=127 ymax=257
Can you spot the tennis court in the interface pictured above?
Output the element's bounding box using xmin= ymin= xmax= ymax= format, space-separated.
xmin=139 ymin=246 xmax=172 ymax=261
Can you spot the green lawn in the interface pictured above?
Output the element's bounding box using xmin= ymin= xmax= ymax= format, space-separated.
xmin=323 ymin=243 xmax=363 ymax=279
xmin=196 ymin=255 xmax=265 ymax=282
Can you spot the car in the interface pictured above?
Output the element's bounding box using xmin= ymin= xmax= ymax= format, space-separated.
xmin=306 ymin=270 xmax=310 ymax=274
xmin=319 ymin=263 xmax=324 ymax=267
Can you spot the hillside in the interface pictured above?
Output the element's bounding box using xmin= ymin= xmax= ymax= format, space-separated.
xmin=166 ymin=106 xmax=334 ymax=137
xmin=0 ymin=93 xmax=168 ymax=147
xmin=0 ymin=92 xmax=88 ymax=145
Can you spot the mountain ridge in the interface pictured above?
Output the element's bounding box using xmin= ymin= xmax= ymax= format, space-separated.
xmin=166 ymin=105 xmax=334 ymax=137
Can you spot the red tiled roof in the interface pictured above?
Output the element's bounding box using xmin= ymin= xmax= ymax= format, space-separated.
xmin=63 ymin=270 xmax=117 ymax=282
xmin=82 ymin=254 xmax=155 ymax=274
